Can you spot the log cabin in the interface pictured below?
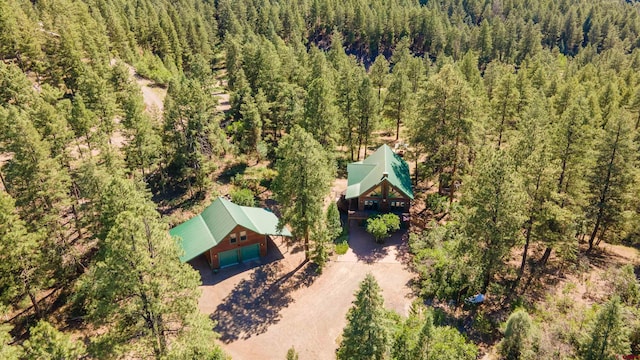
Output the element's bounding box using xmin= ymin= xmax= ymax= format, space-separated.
xmin=170 ymin=197 xmax=292 ymax=269
xmin=345 ymin=144 xmax=414 ymax=225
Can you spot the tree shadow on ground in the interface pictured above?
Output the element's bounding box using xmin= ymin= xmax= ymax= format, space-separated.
xmin=218 ymin=162 xmax=248 ymax=185
xmin=211 ymin=260 xmax=319 ymax=343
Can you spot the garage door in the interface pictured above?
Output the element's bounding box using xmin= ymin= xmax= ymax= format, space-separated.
xmin=240 ymin=244 xmax=260 ymax=262
xmin=218 ymin=249 xmax=239 ymax=268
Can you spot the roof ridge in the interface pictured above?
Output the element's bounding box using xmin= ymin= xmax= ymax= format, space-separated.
xmin=208 ymin=197 xmax=236 ymax=240
xmin=238 ymin=205 xmax=263 ymax=234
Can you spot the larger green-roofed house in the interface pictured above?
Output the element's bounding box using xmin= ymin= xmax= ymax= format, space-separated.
xmin=170 ymin=197 xmax=292 ymax=269
xmin=345 ymin=144 xmax=414 ymax=223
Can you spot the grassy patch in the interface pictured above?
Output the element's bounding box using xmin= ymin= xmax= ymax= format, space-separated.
xmin=335 ymin=241 xmax=349 ymax=255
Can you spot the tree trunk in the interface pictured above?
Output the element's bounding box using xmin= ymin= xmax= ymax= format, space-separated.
xmin=396 ymin=111 xmax=400 ymax=141
xmin=0 ymin=169 xmax=7 ymax=191
xmin=557 ymin=130 xmax=572 ymax=191
xmin=515 ymin=217 xmax=533 ymax=290
xmin=449 ymin=134 xmax=460 ymax=205
xmin=27 ymin=287 xmax=43 ymax=319
xmin=587 ymin=121 xmax=620 ymax=254
xmin=587 ymin=212 xmax=602 ymax=253
xmin=497 ymin=115 xmax=505 ymax=149
xmin=516 ymin=171 xmax=542 ymax=289
xmin=539 ymin=246 xmax=552 ymax=267
xmin=303 ymin=230 xmax=310 ymax=260
xmin=414 ymin=156 xmax=418 ymax=185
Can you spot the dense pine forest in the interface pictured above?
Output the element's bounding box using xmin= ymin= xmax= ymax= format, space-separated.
xmin=1 ymin=0 xmax=639 ymax=358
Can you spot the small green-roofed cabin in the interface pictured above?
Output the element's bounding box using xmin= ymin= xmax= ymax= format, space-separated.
xmin=345 ymin=144 xmax=413 ymax=224
xmin=170 ymin=197 xmax=292 ymax=269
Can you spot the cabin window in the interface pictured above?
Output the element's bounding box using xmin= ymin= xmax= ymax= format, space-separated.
xmin=364 ymin=200 xmax=379 ymax=210
xmin=230 ymin=233 xmax=237 ymax=244
xmin=391 ymin=201 xmax=404 ymax=208
xmin=240 ymin=231 xmax=247 ymax=241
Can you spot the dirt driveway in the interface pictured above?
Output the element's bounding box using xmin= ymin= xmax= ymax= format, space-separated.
xmin=195 ymin=226 xmax=416 ymax=360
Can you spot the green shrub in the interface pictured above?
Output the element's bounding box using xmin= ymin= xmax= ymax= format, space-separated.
xmin=426 ymin=193 xmax=448 ymax=213
xmin=230 ymin=188 xmax=255 ymax=207
xmin=326 ymin=202 xmax=343 ymax=241
xmin=366 ymin=217 xmax=388 ymax=243
xmin=499 ymin=308 xmax=540 ymax=360
xmin=605 ymin=264 xmax=640 ymax=306
xmin=335 ymin=241 xmax=349 ymax=255
xmin=366 ymin=213 xmax=401 ymax=243
xmin=135 ymin=51 xmax=173 ymax=85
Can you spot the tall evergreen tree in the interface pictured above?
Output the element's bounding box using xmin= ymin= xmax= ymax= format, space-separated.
xmin=273 ymin=126 xmax=334 ymax=259
xmin=384 ymin=68 xmax=414 ymax=141
xmin=411 ymin=64 xmax=475 ymax=200
xmin=78 ymin=201 xmax=222 ymax=358
xmin=302 ymin=76 xmax=339 ymax=148
xmin=586 ymin=111 xmax=635 ymax=251
xmin=355 ymin=76 xmax=379 ymax=160
xmin=0 ymin=191 xmax=47 ymax=318
xmin=326 ymin=202 xmax=342 ymax=241
xmin=490 ymin=70 xmax=520 ymax=148
xmin=370 ymin=55 xmax=389 ymax=102
xmin=337 ymin=274 xmax=391 ymax=360
xmin=163 ymin=77 xmax=226 ymax=193
xmin=461 ymin=150 xmax=526 ymax=292
xmin=581 ymin=297 xmax=630 ymax=360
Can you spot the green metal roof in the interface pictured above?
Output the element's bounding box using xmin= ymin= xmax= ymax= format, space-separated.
xmin=345 ymin=144 xmax=414 ymax=200
xmin=170 ymin=197 xmax=292 ymax=262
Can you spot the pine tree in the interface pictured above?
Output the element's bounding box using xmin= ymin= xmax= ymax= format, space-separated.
xmin=22 ymin=321 xmax=86 ymax=359
xmin=355 ymin=76 xmax=379 ymax=160
xmin=337 ymin=274 xmax=391 ymax=360
xmin=0 ymin=108 xmax=73 ymax=282
xmin=78 ymin=200 xmax=222 ymax=358
xmin=511 ymin=96 xmax=571 ymax=288
xmin=0 ymin=322 xmax=21 ymax=360
xmin=69 ymin=95 xmax=97 ymax=153
xmin=302 ymin=76 xmax=339 ymax=148
xmin=412 ymin=311 xmax=434 ymax=359
xmin=490 ymin=69 xmax=520 ymax=148
xmin=370 ymin=55 xmax=389 ymax=103
xmin=336 ymin=57 xmax=362 ymax=160
xmin=239 ymin=94 xmax=263 ymax=160
xmin=581 ymin=297 xmax=630 ymax=360
xmin=121 ymin=84 xmax=161 ymax=178
xmin=586 ymin=111 xmax=635 ymax=252
xmin=326 ymin=202 xmax=342 ymax=241
xmin=163 ymin=77 xmax=226 ymax=193
xmin=384 ymin=69 xmax=414 ymax=141
xmin=0 ymin=191 xmax=47 ymax=318
xmin=273 ymin=126 xmax=334 ymax=259
xmin=461 ymin=150 xmax=526 ymax=293
xmin=411 ymin=64 xmax=475 ymax=201
xmin=499 ymin=309 xmax=539 ymax=360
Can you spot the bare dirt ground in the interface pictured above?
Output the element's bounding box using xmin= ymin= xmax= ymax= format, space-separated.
xmin=194 ymin=226 xmax=415 ymax=360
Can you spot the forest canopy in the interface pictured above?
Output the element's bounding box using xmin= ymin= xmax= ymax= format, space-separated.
xmin=0 ymin=0 xmax=639 ymax=358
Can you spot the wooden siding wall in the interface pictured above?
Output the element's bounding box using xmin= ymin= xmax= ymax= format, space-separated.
xmin=357 ymin=180 xmax=411 ymax=212
xmin=207 ymin=225 xmax=267 ymax=268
